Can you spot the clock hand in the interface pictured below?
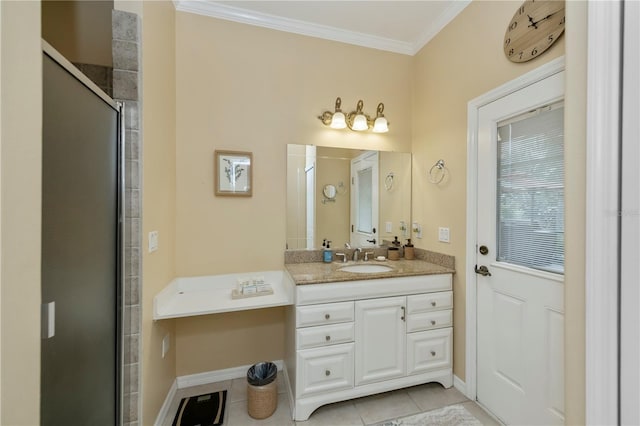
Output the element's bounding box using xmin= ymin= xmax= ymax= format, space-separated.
xmin=527 ymin=14 xmax=538 ymax=29
xmin=531 ymin=13 xmax=555 ymax=27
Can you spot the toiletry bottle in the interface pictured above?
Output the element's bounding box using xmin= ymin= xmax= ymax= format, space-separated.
xmin=404 ymin=238 xmax=415 ymax=260
xmin=388 ymin=236 xmax=400 ymax=260
xmin=323 ymin=241 xmax=333 ymax=263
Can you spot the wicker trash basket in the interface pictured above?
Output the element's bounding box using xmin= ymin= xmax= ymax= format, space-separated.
xmin=247 ymin=379 xmax=277 ymax=419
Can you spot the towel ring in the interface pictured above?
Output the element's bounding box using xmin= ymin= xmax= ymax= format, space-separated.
xmin=384 ymin=173 xmax=395 ymax=191
xmin=428 ymin=159 xmax=446 ymax=184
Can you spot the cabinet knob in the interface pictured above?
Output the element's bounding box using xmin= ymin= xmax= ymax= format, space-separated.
xmin=431 ymin=351 xmax=436 ymax=357
xmin=325 ymin=314 xmax=330 ymax=320
xmin=325 ymin=370 xmax=331 ymax=376
xmin=431 ymin=301 xmax=437 ymax=307
xmin=430 ymin=320 xmax=436 ymax=326
xmin=325 ymin=335 xmax=331 ymax=341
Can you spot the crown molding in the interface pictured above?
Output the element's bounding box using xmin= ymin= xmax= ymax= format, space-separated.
xmin=174 ymin=0 xmax=417 ymax=55
xmin=411 ymin=0 xmax=471 ymax=55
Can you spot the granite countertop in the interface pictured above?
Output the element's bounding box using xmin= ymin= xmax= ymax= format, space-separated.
xmin=285 ymin=259 xmax=455 ymax=285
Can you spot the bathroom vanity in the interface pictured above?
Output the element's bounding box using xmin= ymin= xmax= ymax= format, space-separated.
xmin=283 ymin=259 xmax=454 ymax=421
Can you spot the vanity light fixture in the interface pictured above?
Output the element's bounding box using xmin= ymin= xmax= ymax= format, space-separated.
xmin=318 ymin=98 xmax=389 ymax=133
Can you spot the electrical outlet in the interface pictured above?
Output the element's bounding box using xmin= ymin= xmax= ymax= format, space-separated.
xmin=438 ymin=227 xmax=450 ymax=243
xmin=149 ymin=231 xmax=159 ymax=253
xmin=385 ymin=222 xmax=392 ymax=233
xmin=162 ymin=333 xmax=170 ymax=358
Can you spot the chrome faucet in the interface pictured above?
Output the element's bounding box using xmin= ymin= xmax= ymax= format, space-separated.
xmin=335 ymin=252 xmax=347 ymax=263
xmin=353 ymin=247 xmax=362 ymax=261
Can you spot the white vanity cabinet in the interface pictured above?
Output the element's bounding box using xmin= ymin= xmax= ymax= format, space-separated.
xmin=355 ymin=297 xmax=406 ymax=386
xmin=285 ymin=273 xmax=454 ymax=421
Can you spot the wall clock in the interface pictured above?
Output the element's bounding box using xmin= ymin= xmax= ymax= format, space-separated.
xmin=504 ymin=0 xmax=565 ymax=63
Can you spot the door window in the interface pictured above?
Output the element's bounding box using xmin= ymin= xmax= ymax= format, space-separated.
xmin=496 ymin=103 xmax=565 ymax=274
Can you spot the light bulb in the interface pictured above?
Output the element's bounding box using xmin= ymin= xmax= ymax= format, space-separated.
xmin=330 ymin=112 xmax=346 ymax=129
xmin=372 ymin=117 xmax=388 ymax=133
xmin=352 ymin=114 xmax=368 ymax=131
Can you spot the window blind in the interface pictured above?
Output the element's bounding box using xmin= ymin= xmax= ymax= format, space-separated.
xmin=496 ymin=104 xmax=564 ymax=274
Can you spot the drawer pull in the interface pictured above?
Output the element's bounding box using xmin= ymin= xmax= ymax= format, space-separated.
xmin=325 ymin=370 xmax=331 ymax=376
xmin=431 ymin=301 xmax=437 ymax=307
xmin=325 ymin=335 xmax=331 ymax=341
xmin=431 ymin=351 xmax=436 ymax=357
xmin=325 ymin=314 xmax=331 ymax=320
xmin=431 ymin=320 xmax=436 ymax=326
xmin=401 ymin=306 xmax=406 ymax=322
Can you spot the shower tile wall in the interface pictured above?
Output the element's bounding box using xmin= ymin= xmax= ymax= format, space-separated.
xmin=113 ymin=9 xmax=142 ymax=426
xmin=71 ymin=63 xmax=113 ymax=97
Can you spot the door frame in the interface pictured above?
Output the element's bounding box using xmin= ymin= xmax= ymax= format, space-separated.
xmin=465 ymin=56 xmax=565 ymax=400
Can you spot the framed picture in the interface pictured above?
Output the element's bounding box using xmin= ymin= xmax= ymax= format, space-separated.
xmin=214 ymin=150 xmax=253 ymax=197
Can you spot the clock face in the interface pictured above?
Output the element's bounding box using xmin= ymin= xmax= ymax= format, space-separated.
xmin=504 ymin=0 xmax=565 ymax=63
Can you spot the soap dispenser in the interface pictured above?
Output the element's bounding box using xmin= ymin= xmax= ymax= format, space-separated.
xmin=404 ymin=238 xmax=415 ymax=260
xmin=323 ymin=240 xmax=333 ymax=263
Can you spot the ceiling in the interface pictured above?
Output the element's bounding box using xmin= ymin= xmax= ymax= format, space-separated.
xmin=173 ymin=1 xmax=472 ymax=56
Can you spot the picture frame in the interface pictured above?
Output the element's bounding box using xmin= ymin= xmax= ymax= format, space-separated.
xmin=214 ymin=150 xmax=253 ymax=197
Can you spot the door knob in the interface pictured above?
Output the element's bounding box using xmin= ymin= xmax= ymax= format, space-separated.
xmin=474 ymin=264 xmax=492 ymax=276
xmin=479 ymin=245 xmax=489 ymax=255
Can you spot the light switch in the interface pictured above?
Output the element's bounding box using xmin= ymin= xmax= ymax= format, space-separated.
xmin=385 ymin=222 xmax=392 ymax=233
xmin=149 ymin=231 xmax=159 ymax=253
xmin=438 ymin=227 xmax=450 ymax=243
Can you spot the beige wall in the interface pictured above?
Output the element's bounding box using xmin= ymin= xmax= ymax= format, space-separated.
xmin=0 ymin=1 xmax=42 ymax=424
xmin=141 ymin=1 xmax=177 ymax=423
xmin=411 ymin=0 xmax=565 ymax=382
xmin=41 ymin=0 xmax=113 ymax=66
xmin=173 ymin=12 xmax=412 ymax=373
xmin=379 ymin=151 xmax=412 ymax=244
xmin=563 ymin=1 xmax=587 ymax=424
xmin=176 ymin=308 xmax=285 ymax=376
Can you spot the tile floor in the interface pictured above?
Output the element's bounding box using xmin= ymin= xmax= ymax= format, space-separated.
xmin=163 ymin=375 xmax=502 ymax=426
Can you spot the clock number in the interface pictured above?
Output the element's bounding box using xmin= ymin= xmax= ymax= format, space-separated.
xmin=509 ymin=21 xmax=518 ymax=31
xmin=548 ymin=34 xmax=554 ymax=43
xmin=508 ymin=48 xmax=515 ymax=56
xmin=518 ymin=51 xmax=524 ymax=59
xmin=560 ymin=16 xmax=566 ymax=25
xmin=531 ymin=48 xmax=538 ymax=56
xmin=518 ymin=5 xmax=525 ymax=15
xmin=505 ymin=38 xmax=511 ymax=47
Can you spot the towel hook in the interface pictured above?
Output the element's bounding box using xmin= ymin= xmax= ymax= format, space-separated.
xmin=384 ymin=172 xmax=395 ymax=191
xmin=428 ymin=159 xmax=446 ymax=184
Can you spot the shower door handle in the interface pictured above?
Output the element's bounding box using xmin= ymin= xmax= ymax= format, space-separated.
xmin=42 ymin=301 xmax=55 ymax=339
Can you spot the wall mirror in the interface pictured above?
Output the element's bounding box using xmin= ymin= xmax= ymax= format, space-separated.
xmin=286 ymin=144 xmax=411 ymax=250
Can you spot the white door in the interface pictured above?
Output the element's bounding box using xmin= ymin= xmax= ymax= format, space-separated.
xmin=351 ymin=151 xmax=379 ymax=248
xmin=476 ymin=71 xmax=565 ymax=425
xmin=355 ymin=296 xmax=405 ymax=386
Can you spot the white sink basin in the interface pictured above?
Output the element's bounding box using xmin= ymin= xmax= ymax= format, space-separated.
xmin=339 ymin=264 xmax=393 ymax=274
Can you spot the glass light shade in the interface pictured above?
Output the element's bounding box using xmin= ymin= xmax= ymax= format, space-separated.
xmin=372 ymin=117 xmax=388 ymax=133
xmin=330 ymin=112 xmax=347 ymax=129
xmin=352 ymin=114 xmax=368 ymax=131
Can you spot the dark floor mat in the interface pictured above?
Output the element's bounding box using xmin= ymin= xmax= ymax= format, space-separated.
xmin=172 ymin=390 xmax=227 ymax=426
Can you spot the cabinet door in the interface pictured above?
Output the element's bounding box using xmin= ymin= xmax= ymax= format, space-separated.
xmin=355 ymin=297 xmax=406 ymax=386
xmin=297 ymin=343 xmax=354 ymax=398
xmin=407 ymin=328 xmax=452 ymax=376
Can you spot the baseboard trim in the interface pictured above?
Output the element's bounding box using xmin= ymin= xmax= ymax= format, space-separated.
xmin=176 ymin=359 xmax=285 ymax=389
xmin=154 ymin=378 xmax=178 ymax=426
xmin=453 ymin=374 xmax=467 ymax=397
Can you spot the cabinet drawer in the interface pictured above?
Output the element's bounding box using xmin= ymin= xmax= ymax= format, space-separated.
xmin=296 ymin=301 xmax=354 ymax=328
xmin=296 ymin=343 xmax=354 ymax=397
xmin=297 ymin=322 xmax=354 ymax=350
xmin=407 ymin=328 xmax=452 ymax=376
xmin=407 ymin=291 xmax=452 ymax=314
xmin=407 ymin=309 xmax=452 ymax=333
